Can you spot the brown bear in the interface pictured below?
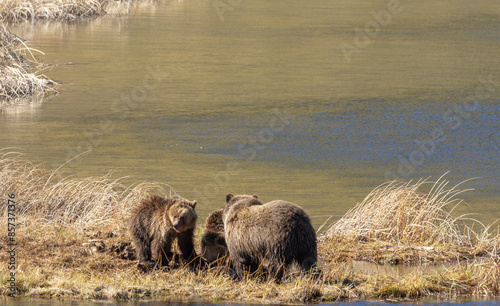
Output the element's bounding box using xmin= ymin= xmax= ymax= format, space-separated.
xmin=129 ymin=194 xmax=198 ymax=269
xmin=200 ymin=209 xmax=228 ymax=263
xmin=223 ymin=194 xmax=317 ymax=280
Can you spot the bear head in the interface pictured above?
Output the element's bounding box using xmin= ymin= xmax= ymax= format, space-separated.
xmin=168 ymin=197 xmax=197 ymax=233
xmin=201 ymin=232 xmax=227 ymax=263
xmin=225 ymin=194 xmax=259 ymax=205
xmin=223 ymin=194 xmax=262 ymax=224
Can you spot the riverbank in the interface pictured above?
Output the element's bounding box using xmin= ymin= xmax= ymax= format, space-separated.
xmin=0 ymin=153 xmax=499 ymax=303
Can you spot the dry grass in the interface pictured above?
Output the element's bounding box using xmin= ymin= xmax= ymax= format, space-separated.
xmin=0 ymin=151 xmax=172 ymax=228
xmin=0 ymin=225 xmax=498 ymax=302
xmin=326 ymin=175 xmax=478 ymax=245
xmin=0 ymin=153 xmax=499 ymax=303
xmin=0 ymin=1 xmax=156 ymax=100
xmin=0 ymin=225 xmax=358 ymax=302
xmin=0 ymin=0 xmax=122 ymax=22
xmin=0 ymin=26 xmax=56 ymax=100
xmin=0 ymin=0 xmax=159 ymax=23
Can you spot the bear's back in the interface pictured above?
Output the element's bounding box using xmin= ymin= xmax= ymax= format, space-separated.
xmin=249 ymin=200 xmax=309 ymax=224
xmin=227 ymin=200 xmax=312 ymax=239
xmin=205 ymin=209 xmax=224 ymax=233
xmin=134 ymin=195 xmax=174 ymax=213
xmin=130 ymin=195 xmax=190 ymax=232
xmin=248 ymin=200 xmax=316 ymax=261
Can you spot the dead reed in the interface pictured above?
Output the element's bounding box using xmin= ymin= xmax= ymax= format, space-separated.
xmin=1 ymin=0 xmax=104 ymax=22
xmin=0 ymin=151 xmax=173 ymax=228
xmin=325 ymin=174 xmax=477 ymax=245
xmin=0 ymin=26 xmax=55 ymax=100
xmin=1 ymin=224 xmax=497 ymax=302
xmin=0 ymin=0 xmax=148 ymax=23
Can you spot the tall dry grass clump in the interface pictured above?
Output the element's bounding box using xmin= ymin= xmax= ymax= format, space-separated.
xmin=326 ymin=175 xmax=475 ymax=245
xmin=0 ymin=26 xmax=55 ymax=100
xmin=0 ymin=0 xmax=142 ymax=22
xmin=0 ymin=0 xmax=104 ymax=22
xmin=0 ymin=151 xmax=173 ymax=228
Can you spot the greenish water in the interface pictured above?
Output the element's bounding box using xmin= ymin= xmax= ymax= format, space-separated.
xmin=1 ymin=0 xmax=499 ymax=229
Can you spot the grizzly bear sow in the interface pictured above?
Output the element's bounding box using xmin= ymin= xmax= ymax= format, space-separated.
xmin=129 ymin=195 xmax=198 ymax=268
xmin=223 ymin=194 xmax=317 ymax=280
xmin=200 ymin=209 xmax=228 ymax=263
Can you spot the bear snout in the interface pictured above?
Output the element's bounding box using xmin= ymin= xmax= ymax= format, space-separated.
xmin=173 ymin=218 xmax=185 ymax=232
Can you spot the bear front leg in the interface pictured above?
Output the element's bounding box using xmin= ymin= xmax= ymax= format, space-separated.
xmin=135 ymin=238 xmax=151 ymax=263
xmin=152 ymin=234 xmax=173 ymax=267
xmin=229 ymin=251 xmax=254 ymax=279
xmin=177 ymin=228 xmax=197 ymax=263
xmin=264 ymin=259 xmax=285 ymax=281
xmin=131 ymin=224 xmax=151 ymax=263
xmin=231 ymin=259 xmax=248 ymax=280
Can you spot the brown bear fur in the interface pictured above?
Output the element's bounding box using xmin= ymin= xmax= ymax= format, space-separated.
xmin=223 ymin=194 xmax=317 ymax=280
xmin=129 ymin=194 xmax=198 ymax=268
xmin=200 ymin=209 xmax=228 ymax=263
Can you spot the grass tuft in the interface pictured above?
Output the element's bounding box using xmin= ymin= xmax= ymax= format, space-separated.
xmin=326 ymin=175 xmax=477 ymax=245
xmin=0 ymin=0 xmax=155 ymax=23
xmin=0 ymin=151 xmax=173 ymax=228
xmin=0 ymin=26 xmax=56 ymax=100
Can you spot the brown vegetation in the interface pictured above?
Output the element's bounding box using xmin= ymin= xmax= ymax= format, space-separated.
xmin=0 ymin=0 xmax=135 ymax=23
xmin=0 ymin=151 xmax=172 ymax=228
xmin=1 ymin=1 xmax=155 ymax=100
xmin=324 ymin=176 xmax=499 ymax=264
xmin=0 ymin=153 xmax=499 ymax=303
xmin=325 ymin=176 xmax=475 ymax=245
xmin=0 ymin=26 xmax=55 ymax=100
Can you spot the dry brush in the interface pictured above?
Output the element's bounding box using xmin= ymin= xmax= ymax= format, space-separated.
xmin=0 ymin=26 xmax=56 ymax=100
xmin=1 ymin=152 xmax=499 ymax=302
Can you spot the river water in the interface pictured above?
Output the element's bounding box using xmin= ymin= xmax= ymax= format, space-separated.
xmin=1 ymin=0 xmax=499 ymax=229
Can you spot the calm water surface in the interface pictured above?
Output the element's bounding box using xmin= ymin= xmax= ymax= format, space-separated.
xmin=1 ymin=0 xmax=499 ymax=228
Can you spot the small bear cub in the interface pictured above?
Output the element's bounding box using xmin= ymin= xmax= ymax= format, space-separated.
xmin=200 ymin=209 xmax=228 ymax=264
xmin=129 ymin=194 xmax=198 ymax=269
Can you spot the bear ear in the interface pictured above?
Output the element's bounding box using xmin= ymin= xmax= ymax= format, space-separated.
xmin=191 ymin=200 xmax=197 ymax=209
xmin=226 ymin=194 xmax=234 ymax=203
xmin=252 ymin=195 xmax=258 ymax=199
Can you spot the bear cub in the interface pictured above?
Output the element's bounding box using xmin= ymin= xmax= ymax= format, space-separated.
xmin=223 ymin=194 xmax=317 ymax=280
xmin=129 ymin=194 xmax=198 ymax=269
xmin=200 ymin=209 xmax=228 ymax=263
